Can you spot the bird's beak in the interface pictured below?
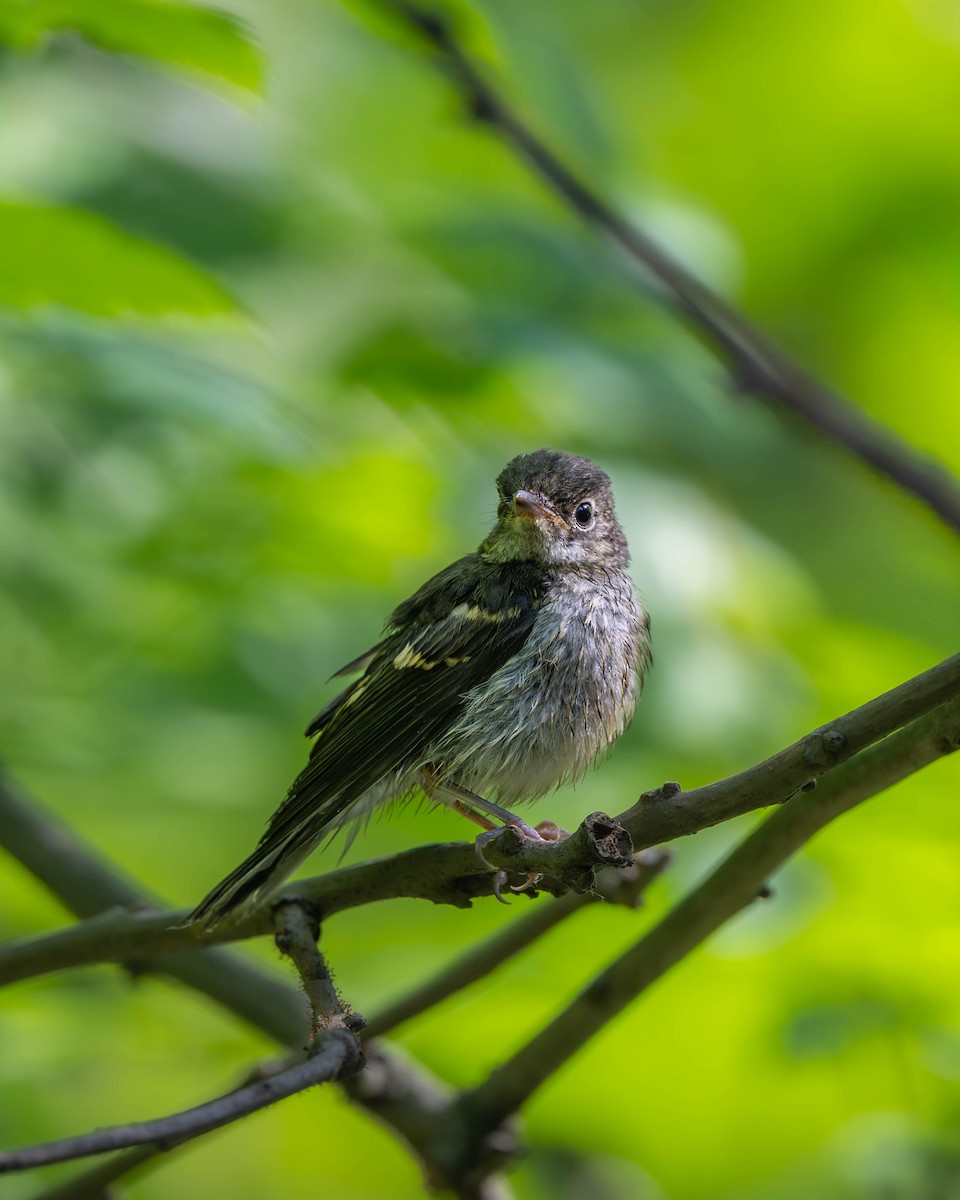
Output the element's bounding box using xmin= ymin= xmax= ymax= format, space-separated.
xmin=512 ymin=490 xmax=569 ymax=529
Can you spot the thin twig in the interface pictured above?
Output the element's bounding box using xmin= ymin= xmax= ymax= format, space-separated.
xmin=373 ymin=1 xmax=960 ymax=536
xmin=453 ymin=695 xmax=960 ymax=1147
xmin=9 ymin=682 xmax=958 ymax=1195
xmin=0 ymin=1031 xmax=360 ymax=1173
xmin=0 ymin=770 xmax=311 ymax=1045
xmin=2 ymin=649 xmax=957 ymax=985
xmin=273 ymin=901 xmax=365 ymax=1041
xmin=620 ymin=645 xmax=960 ymax=846
xmin=0 ymin=775 xmax=514 ymax=1198
xmin=343 ymin=1042 xmax=521 ymax=1198
xmin=364 ymin=848 xmax=671 ymax=1040
xmin=29 ymin=1145 xmax=160 ymax=1200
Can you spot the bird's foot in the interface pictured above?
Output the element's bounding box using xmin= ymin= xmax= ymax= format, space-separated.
xmin=486 ymin=868 xmax=543 ymax=904
xmin=511 ymin=870 xmax=543 ymax=893
xmin=474 ymin=820 xmax=548 ymax=867
xmin=490 ymin=870 xmax=511 ymax=904
xmin=475 ymin=819 xmax=552 ymax=902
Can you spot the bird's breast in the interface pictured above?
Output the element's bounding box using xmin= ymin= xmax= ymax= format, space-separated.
xmin=431 ymin=569 xmax=649 ymax=803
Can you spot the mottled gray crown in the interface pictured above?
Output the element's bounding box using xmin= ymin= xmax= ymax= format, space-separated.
xmin=496 ymin=448 xmax=614 ymax=512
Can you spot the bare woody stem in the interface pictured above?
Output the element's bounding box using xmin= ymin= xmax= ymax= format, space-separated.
xmin=47 ymin=849 xmax=667 ymax=1191
xmin=0 ymin=1032 xmax=361 ymax=1174
xmin=0 ymin=776 xmax=525 ymax=1198
xmin=1 ymin=649 xmax=957 ymax=986
xmin=620 ymin=646 xmax=960 ymax=846
xmin=273 ymin=901 xmax=365 ymax=1041
xmin=378 ymin=1 xmax=960 ymax=536
xmin=4 ymin=689 xmax=957 ymax=1190
xmin=454 ymin=693 xmax=960 ymax=1144
xmin=364 ymin=848 xmax=671 ymax=1040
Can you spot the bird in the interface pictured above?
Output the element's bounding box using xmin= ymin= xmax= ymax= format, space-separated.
xmin=190 ymin=448 xmax=651 ymax=928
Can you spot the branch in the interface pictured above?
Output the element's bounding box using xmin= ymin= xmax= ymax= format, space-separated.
xmin=7 ymin=673 xmax=956 ymax=1195
xmin=2 ymin=649 xmax=957 ymax=986
xmin=0 ymin=770 xmax=309 ymax=1046
xmin=364 ymin=848 xmax=671 ymax=1040
xmin=620 ymin=646 xmax=960 ymax=846
xmin=344 ymin=1042 xmax=520 ymax=1200
xmin=273 ymin=901 xmax=366 ymax=1041
xmin=0 ymin=776 xmax=519 ymax=1199
xmin=29 ymin=1146 xmax=161 ymax=1200
xmin=3 ymin=681 xmax=957 ymax=1192
xmin=371 ymin=2 xmax=960 ymax=537
xmin=0 ymin=1031 xmax=360 ymax=1173
xmin=450 ymin=693 xmax=960 ymax=1164
xmin=34 ymin=856 xmax=665 ymax=1195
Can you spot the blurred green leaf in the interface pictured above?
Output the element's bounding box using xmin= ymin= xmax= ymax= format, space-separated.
xmin=0 ymin=200 xmax=237 ymax=316
xmin=0 ymin=0 xmax=263 ymax=94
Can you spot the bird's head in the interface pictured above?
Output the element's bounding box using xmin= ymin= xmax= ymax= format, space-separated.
xmin=480 ymin=448 xmax=629 ymax=570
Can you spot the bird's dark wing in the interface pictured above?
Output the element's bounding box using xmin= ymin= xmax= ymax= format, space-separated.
xmin=329 ymin=648 xmax=378 ymax=681
xmin=264 ymin=555 xmax=547 ymax=847
xmin=304 ymin=556 xmax=479 ymax=738
xmin=189 ymin=556 xmax=548 ymax=927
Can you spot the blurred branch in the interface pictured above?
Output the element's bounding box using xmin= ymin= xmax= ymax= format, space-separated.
xmin=0 ymin=1031 xmax=360 ymax=1173
xmin=344 ymin=1044 xmax=520 ymax=1199
xmin=0 ymin=775 xmax=517 ymax=1199
xmin=364 ymin=848 xmax=671 ymax=1040
xmin=2 ymin=649 xmax=958 ymax=985
xmin=0 ymin=769 xmax=309 ymax=1045
xmin=2 ymin=686 xmax=957 ymax=1195
xmin=30 ymin=1145 xmax=161 ymax=1200
xmin=622 ymin=646 xmax=960 ymax=844
xmin=450 ymin=693 xmax=960 ymax=1164
xmin=7 ymin=676 xmax=957 ymax=1193
xmin=376 ymin=1 xmax=960 ymax=537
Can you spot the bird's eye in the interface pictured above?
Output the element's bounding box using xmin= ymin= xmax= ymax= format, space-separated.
xmin=573 ymin=501 xmax=595 ymax=529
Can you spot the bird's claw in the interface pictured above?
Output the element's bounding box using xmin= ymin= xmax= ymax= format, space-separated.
xmin=475 ymin=824 xmax=550 ymax=901
xmin=511 ymin=871 xmax=543 ymax=893
xmin=474 ymin=829 xmax=500 ymax=871
xmin=474 ymin=821 xmax=549 ymax=870
xmin=492 ymin=871 xmax=511 ymax=904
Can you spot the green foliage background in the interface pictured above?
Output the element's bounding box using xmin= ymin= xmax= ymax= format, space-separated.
xmin=1 ymin=1 xmax=959 ymax=1196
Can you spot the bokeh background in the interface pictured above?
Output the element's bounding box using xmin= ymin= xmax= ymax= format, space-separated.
xmin=2 ymin=1 xmax=960 ymax=1197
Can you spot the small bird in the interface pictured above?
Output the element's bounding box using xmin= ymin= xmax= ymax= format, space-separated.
xmin=191 ymin=448 xmax=651 ymax=927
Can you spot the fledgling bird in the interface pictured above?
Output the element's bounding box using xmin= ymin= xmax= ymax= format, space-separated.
xmin=190 ymin=448 xmax=651 ymax=928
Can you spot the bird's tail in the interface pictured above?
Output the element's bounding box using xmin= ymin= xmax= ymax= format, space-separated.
xmin=188 ymin=830 xmax=315 ymax=931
